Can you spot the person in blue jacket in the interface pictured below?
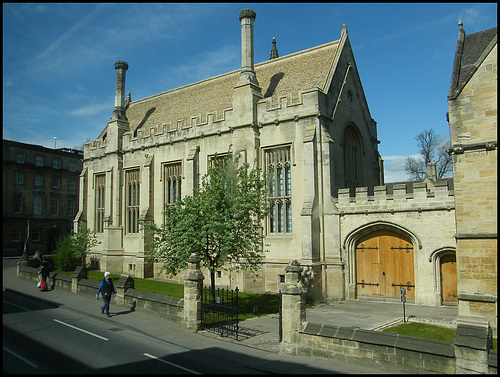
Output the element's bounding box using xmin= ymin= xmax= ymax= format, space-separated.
xmin=96 ymin=272 xmax=116 ymax=317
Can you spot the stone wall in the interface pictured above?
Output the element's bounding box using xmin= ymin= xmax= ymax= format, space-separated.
xmin=279 ymin=259 xmax=496 ymax=374
xmin=17 ymin=264 xmax=183 ymax=324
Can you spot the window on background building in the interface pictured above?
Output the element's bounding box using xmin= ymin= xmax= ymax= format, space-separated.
xmin=13 ymin=194 xmax=22 ymax=214
xmin=12 ymin=229 xmax=21 ymax=242
xmin=53 ymin=158 xmax=61 ymax=169
xmin=69 ymin=161 xmax=77 ymax=172
xmin=51 ymin=176 xmax=60 ymax=188
xmin=33 ymin=195 xmax=42 ymax=215
xmin=125 ymin=169 xmax=140 ymax=234
xmin=15 ymin=172 xmax=24 ymax=184
xmin=34 ymin=174 xmax=43 ymax=187
xmin=343 ymin=125 xmax=362 ymax=196
xmin=265 ymin=146 xmax=292 ymax=234
xmin=16 ymin=152 xmax=25 ymax=164
xmin=95 ymin=174 xmax=105 ymax=233
xmin=31 ymin=229 xmax=40 ymax=242
xmin=35 ymin=155 xmax=44 ymax=166
xmin=51 ymin=197 xmax=59 ymax=216
xmin=67 ymin=198 xmax=76 ymax=217
xmin=68 ymin=178 xmax=76 ymax=190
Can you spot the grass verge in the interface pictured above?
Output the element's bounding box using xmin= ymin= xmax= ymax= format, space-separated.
xmin=382 ymin=322 xmax=497 ymax=350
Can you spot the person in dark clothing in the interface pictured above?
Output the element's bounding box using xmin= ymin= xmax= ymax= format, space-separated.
xmin=96 ymin=272 xmax=116 ymax=317
xmin=39 ymin=257 xmax=51 ymax=282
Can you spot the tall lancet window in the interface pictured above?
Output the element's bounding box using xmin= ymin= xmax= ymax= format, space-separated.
xmin=95 ymin=174 xmax=105 ymax=233
xmin=125 ymin=169 xmax=140 ymax=234
xmin=163 ymin=162 xmax=182 ymax=223
xmin=343 ymin=125 xmax=362 ymax=196
xmin=266 ymin=146 xmax=292 ymax=234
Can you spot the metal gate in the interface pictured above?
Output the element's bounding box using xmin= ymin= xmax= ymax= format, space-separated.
xmin=201 ymin=286 xmax=239 ymax=340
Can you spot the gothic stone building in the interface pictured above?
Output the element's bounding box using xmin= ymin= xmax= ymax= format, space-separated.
xmin=447 ymin=23 xmax=497 ymax=327
xmin=78 ymin=10 xmax=490 ymax=313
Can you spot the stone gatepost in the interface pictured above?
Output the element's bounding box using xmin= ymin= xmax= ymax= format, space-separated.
xmin=280 ymin=260 xmax=306 ymax=354
xmin=183 ymin=253 xmax=204 ymax=331
xmin=454 ymin=316 xmax=494 ymax=373
xmin=71 ymin=266 xmax=87 ymax=293
xmin=115 ymin=274 xmax=134 ymax=306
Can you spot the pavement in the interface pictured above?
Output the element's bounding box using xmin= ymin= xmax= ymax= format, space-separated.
xmin=3 ymin=257 xmax=462 ymax=357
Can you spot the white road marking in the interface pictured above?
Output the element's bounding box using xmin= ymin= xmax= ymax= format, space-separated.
xmin=3 ymin=346 xmax=39 ymax=368
xmin=3 ymin=300 xmax=31 ymax=312
xmin=143 ymin=353 xmax=201 ymax=374
xmin=53 ymin=319 xmax=109 ymax=341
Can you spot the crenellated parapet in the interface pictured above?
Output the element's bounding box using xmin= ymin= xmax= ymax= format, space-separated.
xmin=335 ymin=181 xmax=455 ymax=215
xmin=83 ymin=138 xmax=108 ymax=160
xmin=121 ymin=107 xmax=235 ymax=152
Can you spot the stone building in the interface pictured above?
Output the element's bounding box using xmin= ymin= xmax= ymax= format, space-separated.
xmin=78 ymin=10 xmax=495 ymax=316
xmin=447 ymin=22 xmax=497 ymax=327
xmin=3 ymin=139 xmax=83 ymax=256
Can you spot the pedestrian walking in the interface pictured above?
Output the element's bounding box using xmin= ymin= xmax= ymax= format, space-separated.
xmin=37 ymin=257 xmax=51 ymax=291
xmin=96 ymin=272 xmax=116 ymax=317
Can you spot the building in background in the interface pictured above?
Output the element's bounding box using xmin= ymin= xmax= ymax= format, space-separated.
xmin=447 ymin=23 xmax=497 ymax=327
xmin=3 ymin=139 xmax=83 ymax=256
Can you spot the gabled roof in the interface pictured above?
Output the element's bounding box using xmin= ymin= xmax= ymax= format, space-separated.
xmin=125 ymin=40 xmax=339 ymax=133
xmin=449 ymin=24 xmax=497 ymax=100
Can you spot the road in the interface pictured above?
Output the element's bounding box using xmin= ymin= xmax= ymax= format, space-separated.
xmin=3 ymin=289 xmax=344 ymax=374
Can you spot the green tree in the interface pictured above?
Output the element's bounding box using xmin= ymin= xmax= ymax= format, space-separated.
xmin=53 ymin=226 xmax=100 ymax=271
xmin=144 ymin=151 xmax=270 ymax=301
xmin=405 ymin=129 xmax=452 ymax=180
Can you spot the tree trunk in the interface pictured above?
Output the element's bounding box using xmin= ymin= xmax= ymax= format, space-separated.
xmin=210 ymin=270 xmax=216 ymax=303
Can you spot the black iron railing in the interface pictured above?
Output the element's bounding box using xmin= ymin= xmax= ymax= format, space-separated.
xmin=201 ymin=286 xmax=239 ymax=340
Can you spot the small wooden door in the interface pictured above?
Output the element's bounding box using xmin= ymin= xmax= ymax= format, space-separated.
xmin=440 ymin=254 xmax=457 ymax=305
xmin=356 ymin=230 xmax=415 ymax=300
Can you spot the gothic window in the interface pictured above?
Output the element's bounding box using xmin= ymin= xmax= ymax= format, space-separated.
xmin=126 ymin=169 xmax=140 ymax=234
xmin=164 ymin=162 xmax=182 ymax=206
xmin=343 ymin=125 xmax=362 ymax=196
xmin=265 ymin=146 xmax=292 ymax=234
xmin=95 ymin=174 xmax=105 ymax=233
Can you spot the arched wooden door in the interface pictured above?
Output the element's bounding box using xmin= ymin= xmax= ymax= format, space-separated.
xmin=356 ymin=230 xmax=415 ymax=300
xmin=440 ymin=253 xmax=457 ymax=305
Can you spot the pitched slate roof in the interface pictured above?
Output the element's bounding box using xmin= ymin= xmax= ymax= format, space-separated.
xmin=125 ymin=40 xmax=339 ymax=134
xmin=449 ymin=25 xmax=497 ymax=99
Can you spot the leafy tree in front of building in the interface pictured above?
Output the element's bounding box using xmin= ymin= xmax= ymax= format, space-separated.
xmin=144 ymin=151 xmax=270 ymax=301
xmin=405 ymin=128 xmax=452 ymax=180
xmin=53 ymin=226 xmax=100 ymax=271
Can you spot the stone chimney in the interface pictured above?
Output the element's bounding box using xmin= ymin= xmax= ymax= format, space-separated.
xmin=111 ymin=60 xmax=129 ymax=121
xmin=235 ymin=9 xmax=260 ymax=88
xmin=233 ymin=9 xmax=262 ymax=127
xmin=426 ymin=162 xmax=437 ymax=182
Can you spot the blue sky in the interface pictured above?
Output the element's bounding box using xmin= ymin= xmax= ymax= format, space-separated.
xmin=3 ymin=3 xmax=497 ymax=182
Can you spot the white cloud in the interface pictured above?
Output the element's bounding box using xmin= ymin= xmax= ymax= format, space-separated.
xmin=35 ymin=4 xmax=108 ymax=61
xmin=69 ymin=103 xmax=111 ymax=117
